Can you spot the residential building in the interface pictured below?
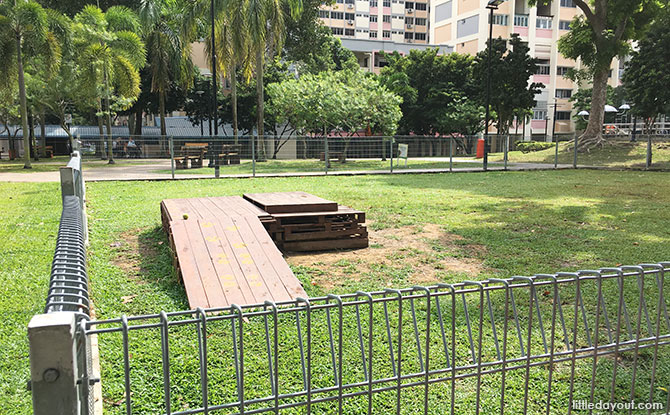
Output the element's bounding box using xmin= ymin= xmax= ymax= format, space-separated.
xmin=319 ymin=0 xmax=454 ymax=73
xmin=429 ymin=0 xmax=624 ymax=138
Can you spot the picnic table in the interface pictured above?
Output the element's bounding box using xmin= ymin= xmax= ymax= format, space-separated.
xmin=174 ymin=143 xmax=207 ymax=169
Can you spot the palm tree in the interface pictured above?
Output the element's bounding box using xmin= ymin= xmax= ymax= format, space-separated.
xmin=74 ymin=5 xmax=145 ymax=163
xmin=0 ymin=1 xmax=56 ymax=169
xmin=245 ymin=0 xmax=301 ymax=158
xmin=140 ymin=0 xmax=194 ymax=150
xmin=205 ymin=1 xmax=249 ymax=144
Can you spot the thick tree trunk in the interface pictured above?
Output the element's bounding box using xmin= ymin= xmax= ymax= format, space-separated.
xmin=40 ymin=108 xmax=46 ymax=158
xmin=128 ymin=112 xmax=136 ymax=136
xmin=231 ymin=70 xmax=238 ymax=145
xmin=579 ymin=67 xmax=609 ymax=149
xmin=16 ymin=35 xmax=31 ymax=169
xmin=256 ymin=47 xmax=266 ymax=161
xmin=134 ymin=107 xmax=143 ymax=137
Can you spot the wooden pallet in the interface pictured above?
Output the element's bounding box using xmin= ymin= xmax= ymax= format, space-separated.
xmin=243 ymin=191 xmax=338 ymax=214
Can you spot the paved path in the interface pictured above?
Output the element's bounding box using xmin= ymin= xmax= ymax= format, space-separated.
xmin=0 ymin=158 xmax=575 ymax=183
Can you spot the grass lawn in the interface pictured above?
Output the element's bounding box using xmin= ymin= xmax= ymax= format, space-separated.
xmin=153 ymin=158 xmax=484 ymax=175
xmin=2 ymin=170 xmax=670 ymax=413
xmin=490 ymin=141 xmax=670 ymax=169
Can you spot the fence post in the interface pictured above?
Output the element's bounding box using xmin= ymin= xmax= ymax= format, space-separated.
xmin=324 ymin=135 xmax=329 ymax=175
xmin=573 ymin=134 xmax=578 ymax=169
xmin=252 ymin=135 xmax=256 ymax=177
xmin=389 ymin=138 xmax=393 ymax=173
xmin=504 ymin=135 xmax=509 ymax=171
xmin=449 ymin=138 xmax=453 ymax=172
xmin=554 ymin=138 xmax=559 ymax=169
xmin=29 ymin=312 xmax=83 ymax=415
xmin=646 ymin=135 xmax=652 ymax=169
xmin=169 ymin=136 xmax=175 ymax=180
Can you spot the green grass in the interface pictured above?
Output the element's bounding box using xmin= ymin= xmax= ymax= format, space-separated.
xmin=2 ymin=170 xmax=670 ymax=413
xmin=154 ymin=158 xmax=484 ymax=175
xmin=490 ymin=141 xmax=670 ymax=169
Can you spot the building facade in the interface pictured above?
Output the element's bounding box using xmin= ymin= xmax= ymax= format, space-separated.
xmin=429 ymin=0 xmax=624 ymax=138
xmin=319 ymin=0 xmax=455 ymax=73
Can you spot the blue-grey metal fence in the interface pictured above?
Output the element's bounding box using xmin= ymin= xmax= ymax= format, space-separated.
xmin=84 ymin=263 xmax=670 ymax=415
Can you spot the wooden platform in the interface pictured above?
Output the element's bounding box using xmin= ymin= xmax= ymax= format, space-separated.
xmin=161 ymin=196 xmax=306 ymax=309
xmin=244 ymin=191 xmax=338 ymax=214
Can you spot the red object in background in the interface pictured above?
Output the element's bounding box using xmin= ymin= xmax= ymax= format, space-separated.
xmin=476 ymin=138 xmax=485 ymax=158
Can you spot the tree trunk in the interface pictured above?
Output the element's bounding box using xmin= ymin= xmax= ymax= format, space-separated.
xmin=579 ymin=67 xmax=609 ymax=149
xmin=128 ymin=112 xmax=135 ymax=136
xmin=159 ymin=90 xmax=167 ymax=154
xmin=134 ymin=107 xmax=143 ymax=137
xmin=231 ymin=70 xmax=238 ymax=145
xmin=255 ymin=47 xmax=266 ymax=161
xmin=29 ymin=108 xmax=38 ymax=161
xmin=103 ymin=68 xmax=115 ymax=164
xmin=16 ymin=35 xmax=31 ymax=169
xmin=40 ymin=108 xmax=46 ymax=158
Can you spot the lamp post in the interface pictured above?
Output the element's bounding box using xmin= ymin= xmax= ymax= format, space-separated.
xmin=550 ymin=100 xmax=559 ymax=142
xmin=209 ymin=0 xmax=218 ymax=167
xmin=544 ymin=114 xmax=549 ymax=142
xmin=483 ymin=0 xmax=506 ymax=171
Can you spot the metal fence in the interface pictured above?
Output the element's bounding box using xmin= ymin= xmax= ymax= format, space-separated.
xmin=80 ymin=264 xmax=670 ymax=414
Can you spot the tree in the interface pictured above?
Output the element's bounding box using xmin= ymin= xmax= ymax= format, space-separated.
xmin=570 ymin=85 xmax=625 ymax=130
xmin=379 ymin=48 xmax=479 ymax=136
xmin=0 ymin=0 xmax=59 ymax=168
xmin=39 ymin=1 xmax=139 ymax=17
xmin=473 ymin=34 xmax=542 ymax=137
xmin=268 ymin=68 xmax=402 ymax=159
xmin=140 ymin=0 xmax=194 ymax=149
xmin=73 ymin=5 xmax=145 ymax=163
xmin=530 ymin=0 xmax=658 ymax=148
xmin=245 ymin=0 xmax=302 ymax=159
xmin=622 ymin=11 xmax=670 ymax=134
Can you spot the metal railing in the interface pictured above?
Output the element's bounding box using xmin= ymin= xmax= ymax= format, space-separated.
xmin=84 ymin=263 xmax=670 ymax=414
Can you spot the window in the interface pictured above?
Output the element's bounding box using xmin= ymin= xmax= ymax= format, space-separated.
xmin=559 ymin=20 xmax=571 ymax=30
xmin=370 ymin=31 xmax=378 ymax=38
xmin=556 ymin=111 xmax=572 ymax=120
xmin=555 ymin=89 xmax=573 ymax=99
xmin=533 ymin=109 xmax=548 ymax=120
xmin=514 ymin=14 xmax=528 ymax=27
xmin=345 ymin=12 xmax=355 ymax=20
xmin=415 ymin=32 xmax=426 ymax=40
xmin=405 ymin=16 xmax=414 ymax=24
xmin=345 ymin=28 xmax=355 ymax=36
xmin=370 ymin=15 xmax=378 ymax=22
xmin=336 ymin=0 xmax=344 ymax=3
xmin=345 ymin=0 xmax=355 ymax=3
xmin=370 ymin=0 xmax=378 ymax=6
xmin=331 ymin=11 xmax=344 ymax=19
xmin=536 ymin=16 xmax=552 ymax=29
xmin=331 ymin=27 xmax=344 ymax=35
xmin=608 ymin=69 xmax=612 ymax=78
xmin=383 ymin=15 xmax=391 ymax=22
xmin=319 ymin=10 xmax=329 ymax=18
xmin=405 ymin=1 xmax=414 ymax=8
xmin=490 ymin=14 xmax=508 ymax=26
xmin=383 ymin=30 xmax=391 ymax=38
xmin=404 ymin=32 xmax=414 ymax=39
xmin=560 ymin=0 xmax=576 ymax=7
xmin=415 ymin=2 xmax=427 ymax=10
xmin=536 ymin=64 xmax=550 ymax=75
xmin=415 ymin=17 xmax=426 ymax=25
xmin=383 ymin=0 xmax=391 ymax=6
xmin=556 ymin=66 xmax=572 ymax=76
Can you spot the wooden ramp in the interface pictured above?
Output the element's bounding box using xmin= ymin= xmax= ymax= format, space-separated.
xmin=161 ymin=197 xmax=306 ymax=309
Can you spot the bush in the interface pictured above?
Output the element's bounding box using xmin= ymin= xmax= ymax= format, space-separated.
xmin=516 ymin=141 xmax=554 ymax=153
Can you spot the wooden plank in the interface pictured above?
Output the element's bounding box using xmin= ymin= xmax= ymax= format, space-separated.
xmin=169 ymin=221 xmax=210 ymax=308
xmin=241 ymin=216 xmax=307 ymax=299
xmin=283 ymin=226 xmax=367 ymax=242
xmin=282 ymin=236 xmax=369 ymax=252
xmin=197 ymin=218 xmax=253 ymax=306
xmin=243 ymin=191 xmax=338 ymax=214
xmin=183 ymin=219 xmax=230 ymax=308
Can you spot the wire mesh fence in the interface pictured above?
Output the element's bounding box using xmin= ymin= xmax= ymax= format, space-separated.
xmin=83 ymin=264 xmax=670 ymax=415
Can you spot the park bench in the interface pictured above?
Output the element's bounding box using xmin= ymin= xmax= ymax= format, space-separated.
xmin=319 ymin=151 xmax=345 ymax=163
xmin=174 ymin=143 xmax=207 ymax=169
xmin=35 ymin=145 xmax=54 ymax=158
xmin=216 ymin=144 xmax=241 ymax=165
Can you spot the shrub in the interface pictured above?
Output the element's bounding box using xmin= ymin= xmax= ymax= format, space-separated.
xmin=516 ymin=141 xmax=554 ymax=153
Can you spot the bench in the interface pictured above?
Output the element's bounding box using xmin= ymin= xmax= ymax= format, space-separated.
xmin=35 ymin=146 xmax=54 ymax=158
xmin=175 ymin=143 xmax=208 ymax=169
xmin=216 ymin=144 xmax=242 ymax=165
xmin=319 ymin=151 xmax=345 ymax=163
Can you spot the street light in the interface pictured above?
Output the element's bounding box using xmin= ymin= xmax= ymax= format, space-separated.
xmin=483 ymin=0 xmax=507 ymax=171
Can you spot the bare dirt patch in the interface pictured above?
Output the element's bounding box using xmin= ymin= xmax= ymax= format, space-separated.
xmin=110 ymin=228 xmax=161 ymax=284
xmin=286 ymin=223 xmax=486 ymax=291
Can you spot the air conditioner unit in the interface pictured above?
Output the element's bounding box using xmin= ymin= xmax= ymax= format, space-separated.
xmin=348 ymin=19 xmax=354 ymax=24
xmin=407 ymin=23 xmax=413 ymax=28
xmin=347 ymin=3 xmax=354 ymax=8
xmin=407 ymin=8 xmax=413 ymax=13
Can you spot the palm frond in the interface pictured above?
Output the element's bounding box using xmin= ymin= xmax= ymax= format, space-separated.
xmin=111 ymin=31 xmax=146 ymax=69
xmin=105 ymin=6 xmax=140 ymax=33
xmin=111 ymin=55 xmax=141 ymax=100
xmin=74 ymin=5 xmax=106 ymax=30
